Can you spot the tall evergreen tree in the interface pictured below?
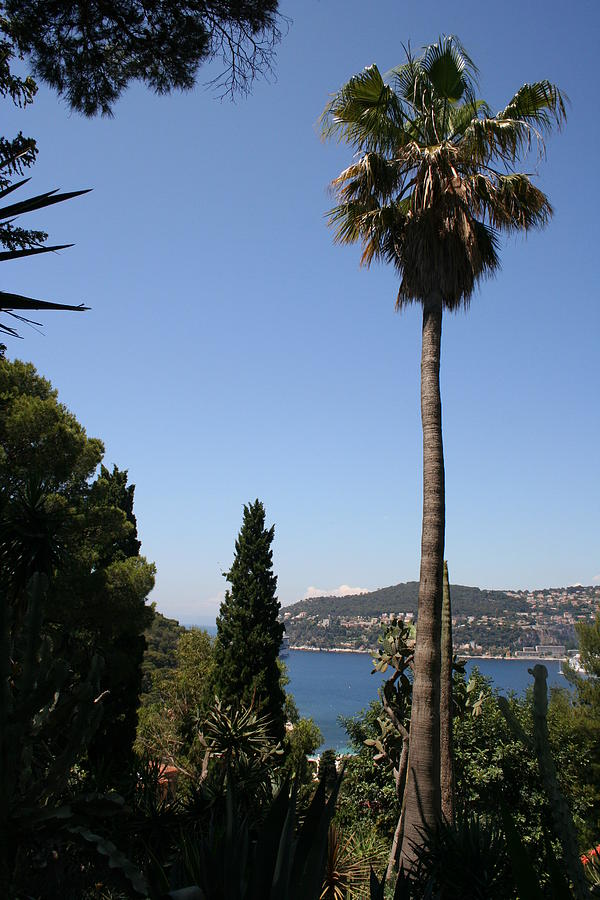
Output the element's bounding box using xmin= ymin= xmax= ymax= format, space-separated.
xmin=215 ymin=500 xmax=285 ymax=742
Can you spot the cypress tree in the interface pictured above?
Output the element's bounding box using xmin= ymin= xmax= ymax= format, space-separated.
xmin=215 ymin=500 xmax=285 ymax=741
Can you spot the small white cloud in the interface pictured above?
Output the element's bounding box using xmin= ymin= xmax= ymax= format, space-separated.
xmin=304 ymin=584 xmax=369 ymax=599
xmin=592 ymin=575 xmax=600 ymax=585
xmin=205 ymin=590 xmax=226 ymax=608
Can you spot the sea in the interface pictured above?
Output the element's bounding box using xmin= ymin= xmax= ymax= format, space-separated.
xmin=197 ymin=626 xmax=568 ymax=752
xmin=284 ymin=649 xmax=568 ymax=752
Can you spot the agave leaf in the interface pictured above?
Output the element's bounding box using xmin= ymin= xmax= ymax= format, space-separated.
xmin=0 ymin=187 xmax=91 ymax=221
xmin=392 ymin=865 xmax=413 ymax=899
xmin=271 ymin=781 xmax=298 ymax=900
xmin=0 ymin=244 xmax=73 ymax=262
xmin=290 ymin=774 xmax=327 ymax=887
xmin=223 ymin=778 xmax=245 ymax=900
xmin=0 ymin=290 xmax=89 ymax=312
xmin=248 ymin=779 xmax=292 ymax=898
xmin=291 ymin=769 xmax=344 ymax=900
xmin=164 ymin=889 xmax=206 ymax=899
xmin=0 ymin=177 xmax=31 ymax=200
xmin=369 ymin=866 xmax=385 ymax=900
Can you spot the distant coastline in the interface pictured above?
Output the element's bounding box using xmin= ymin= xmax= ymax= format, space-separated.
xmin=288 ymin=644 xmax=567 ymax=661
xmin=283 ymin=581 xmax=598 ymax=659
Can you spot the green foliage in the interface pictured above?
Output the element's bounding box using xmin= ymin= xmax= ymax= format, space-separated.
xmin=284 ymin=581 xmax=529 ymax=621
xmin=370 ymin=805 xmax=570 ymax=900
xmin=0 ymin=573 xmax=106 ymax=895
xmin=169 ymin=771 xmax=343 ymax=900
xmin=136 ymin=627 xmax=215 ymax=772
xmin=318 ymin=749 xmax=338 ymax=791
xmin=339 ymin=664 xmax=598 ymax=874
xmin=0 ymin=359 xmax=155 ymax=780
xmin=215 ymin=500 xmax=285 ymax=742
xmin=0 ymin=359 xmax=102 ymax=491
xmin=561 ymin=610 xmax=600 ymax=845
xmin=141 ymin=611 xmax=185 ymax=692
xmin=498 ymin=665 xmax=589 ymax=899
xmin=453 ymin=672 xmax=548 ymax=851
xmin=321 ymin=822 xmax=377 ymax=900
xmin=455 ymin=669 xmax=600 ymax=866
xmin=283 ymin=717 xmax=322 ymax=784
xmin=410 ymin=812 xmax=515 ymax=899
xmin=199 ymin=699 xmax=283 ymax=812
xmin=4 ymin=0 xmax=282 ymax=116
xmin=576 ymin=610 xmax=600 ymax=683
xmin=337 ymin=704 xmax=400 ymax=839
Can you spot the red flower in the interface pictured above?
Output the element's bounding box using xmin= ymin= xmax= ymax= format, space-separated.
xmin=582 ymin=843 xmax=600 ymax=865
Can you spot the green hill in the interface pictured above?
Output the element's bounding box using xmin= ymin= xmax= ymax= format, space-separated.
xmin=281 ymin=582 xmax=598 ymax=655
xmin=282 ymin=581 xmax=529 ymax=620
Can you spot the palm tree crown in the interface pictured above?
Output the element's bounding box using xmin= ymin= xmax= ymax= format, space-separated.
xmin=321 ymin=35 xmax=566 ymax=309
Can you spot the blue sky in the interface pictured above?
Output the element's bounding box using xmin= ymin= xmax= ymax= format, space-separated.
xmin=4 ymin=0 xmax=599 ymax=623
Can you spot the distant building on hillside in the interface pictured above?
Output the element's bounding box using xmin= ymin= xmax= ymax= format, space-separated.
xmin=515 ymin=644 xmax=566 ymax=659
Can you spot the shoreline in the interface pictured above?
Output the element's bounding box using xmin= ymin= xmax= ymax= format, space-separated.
xmin=288 ymin=644 xmax=568 ymax=661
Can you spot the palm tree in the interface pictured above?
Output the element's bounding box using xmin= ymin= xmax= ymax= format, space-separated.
xmin=321 ymin=36 xmax=565 ymax=870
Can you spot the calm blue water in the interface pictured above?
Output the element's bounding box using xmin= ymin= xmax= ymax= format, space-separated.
xmin=285 ymin=649 xmax=568 ymax=752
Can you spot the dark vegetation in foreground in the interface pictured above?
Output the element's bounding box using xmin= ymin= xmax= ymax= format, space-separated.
xmin=2 ymin=357 xmax=600 ymax=897
xmin=1 ymin=11 xmax=598 ymax=896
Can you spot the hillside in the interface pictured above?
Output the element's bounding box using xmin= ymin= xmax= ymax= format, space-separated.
xmin=281 ymin=582 xmax=600 ymax=656
xmin=283 ymin=582 xmax=532 ymax=619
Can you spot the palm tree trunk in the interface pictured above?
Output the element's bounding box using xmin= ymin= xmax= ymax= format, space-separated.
xmin=399 ymin=292 xmax=445 ymax=871
xmin=440 ymin=560 xmax=455 ymax=824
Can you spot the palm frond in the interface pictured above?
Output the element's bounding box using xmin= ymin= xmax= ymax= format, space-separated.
xmin=391 ymin=56 xmax=428 ymax=109
xmin=459 ymin=115 xmax=535 ymax=167
xmin=486 ymin=81 xmax=569 ymax=160
xmin=447 ymin=99 xmax=490 ymax=141
xmin=331 ymin=153 xmax=406 ymax=205
xmin=498 ymin=80 xmax=567 ymax=132
xmin=465 ymin=172 xmax=552 ymax=231
xmin=320 ymin=64 xmax=404 ymax=153
xmin=395 ymin=208 xmax=500 ymax=311
xmin=422 ymin=35 xmax=478 ymax=103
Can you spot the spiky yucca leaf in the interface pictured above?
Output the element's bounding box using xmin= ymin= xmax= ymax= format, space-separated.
xmin=320 ymin=823 xmax=375 ymax=900
xmin=0 ymin=165 xmax=90 ymax=336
